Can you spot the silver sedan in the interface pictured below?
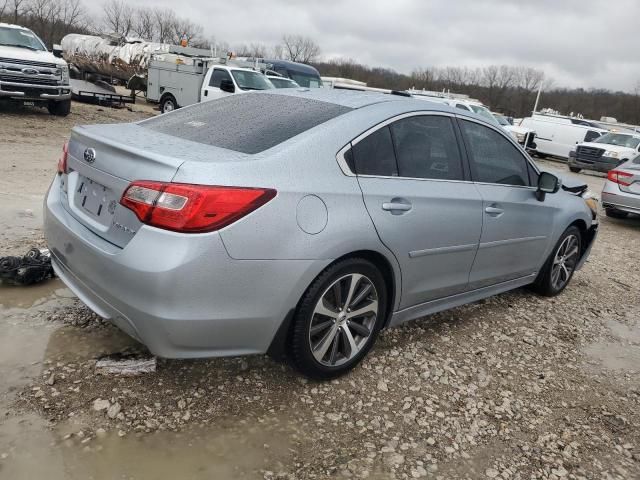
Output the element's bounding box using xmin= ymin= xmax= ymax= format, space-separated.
xmin=601 ymin=156 xmax=640 ymax=218
xmin=44 ymin=89 xmax=598 ymax=378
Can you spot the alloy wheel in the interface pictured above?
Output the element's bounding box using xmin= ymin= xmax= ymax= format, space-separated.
xmin=309 ymin=273 xmax=379 ymax=367
xmin=551 ymin=234 xmax=579 ymax=290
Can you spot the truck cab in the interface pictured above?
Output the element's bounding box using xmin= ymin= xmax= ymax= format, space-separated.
xmin=0 ymin=22 xmax=71 ymax=115
xmin=201 ymin=65 xmax=273 ymax=103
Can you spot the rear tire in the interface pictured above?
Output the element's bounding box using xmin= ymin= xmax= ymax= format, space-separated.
xmin=605 ymin=208 xmax=629 ymax=219
xmin=47 ymin=99 xmax=71 ymax=117
xmin=160 ymin=94 xmax=177 ymax=114
xmin=531 ymin=226 xmax=582 ymax=297
xmin=289 ymin=258 xmax=388 ymax=380
xmin=569 ymin=166 xmax=581 ymax=173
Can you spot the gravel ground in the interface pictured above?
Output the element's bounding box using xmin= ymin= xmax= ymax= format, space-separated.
xmin=1 ymin=104 xmax=640 ymax=479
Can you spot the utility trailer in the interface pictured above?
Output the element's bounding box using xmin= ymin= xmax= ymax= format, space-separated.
xmin=146 ymin=50 xmax=273 ymax=113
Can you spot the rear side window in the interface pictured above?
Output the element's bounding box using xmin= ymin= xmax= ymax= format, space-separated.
xmin=584 ymin=130 xmax=602 ymax=142
xmin=143 ymin=93 xmax=352 ymax=154
xmin=352 ymin=126 xmax=398 ymax=176
xmin=461 ymin=120 xmax=530 ymax=186
xmin=390 ymin=116 xmax=463 ymax=180
xmin=209 ymin=68 xmax=231 ymax=87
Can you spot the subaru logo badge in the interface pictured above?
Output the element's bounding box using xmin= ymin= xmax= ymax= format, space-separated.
xmin=83 ymin=148 xmax=96 ymax=164
xmin=21 ymin=67 xmax=38 ymax=75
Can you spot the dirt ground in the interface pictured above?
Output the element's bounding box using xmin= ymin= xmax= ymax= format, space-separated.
xmin=1 ymin=101 xmax=639 ymax=480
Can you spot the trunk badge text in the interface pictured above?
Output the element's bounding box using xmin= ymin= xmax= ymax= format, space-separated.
xmin=83 ymin=148 xmax=96 ymax=164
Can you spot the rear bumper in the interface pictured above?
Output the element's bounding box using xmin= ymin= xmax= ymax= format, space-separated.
xmin=602 ymin=183 xmax=640 ymax=215
xmin=568 ymin=155 xmax=619 ymax=173
xmin=44 ymin=175 xmax=327 ymax=358
xmin=0 ymin=81 xmax=71 ymax=101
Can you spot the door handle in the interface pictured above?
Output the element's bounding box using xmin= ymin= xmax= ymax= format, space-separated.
xmin=382 ymin=199 xmax=412 ymax=214
xmin=485 ymin=205 xmax=504 ymax=216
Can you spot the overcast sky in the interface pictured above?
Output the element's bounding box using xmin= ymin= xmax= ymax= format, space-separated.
xmin=114 ymin=0 xmax=638 ymax=92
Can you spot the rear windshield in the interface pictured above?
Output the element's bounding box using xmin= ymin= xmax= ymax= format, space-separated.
xmin=142 ymin=93 xmax=352 ymax=154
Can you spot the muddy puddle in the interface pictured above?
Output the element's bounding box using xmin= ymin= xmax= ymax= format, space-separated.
xmin=583 ymin=314 xmax=640 ymax=380
xmin=0 ymin=279 xmax=295 ymax=479
xmin=0 ymin=416 xmax=293 ymax=480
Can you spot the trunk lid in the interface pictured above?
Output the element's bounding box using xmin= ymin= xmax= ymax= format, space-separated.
xmin=61 ymin=124 xmax=187 ymax=248
xmin=617 ymin=164 xmax=640 ymax=196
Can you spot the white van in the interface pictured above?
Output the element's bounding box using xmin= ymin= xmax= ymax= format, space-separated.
xmin=520 ymin=113 xmax=607 ymax=160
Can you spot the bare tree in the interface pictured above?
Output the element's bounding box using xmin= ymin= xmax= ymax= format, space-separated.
xmin=153 ymin=7 xmax=175 ymax=43
xmin=132 ymin=7 xmax=155 ymax=40
xmin=282 ymin=34 xmax=320 ymax=63
xmin=102 ymin=0 xmax=133 ymax=37
xmin=235 ymin=42 xmax=268 ymax=58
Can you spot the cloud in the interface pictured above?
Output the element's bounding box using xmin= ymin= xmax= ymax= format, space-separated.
xmin=109 ymin=0 xmax=640 ymax=92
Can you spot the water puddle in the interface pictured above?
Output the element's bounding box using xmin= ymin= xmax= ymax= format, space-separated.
xmin=0 ymin=278 xmax=70 ymax=310
xmin=0 ymin=413 xmax=293 ymax=480
xmin=584 ymin=314 xmax=640 ymax=378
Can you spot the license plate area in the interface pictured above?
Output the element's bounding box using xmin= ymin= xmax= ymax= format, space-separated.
xmin=75 ymin=177 xmax=117 ymax=225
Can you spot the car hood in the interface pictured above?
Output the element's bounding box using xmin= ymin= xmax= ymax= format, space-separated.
xmin=579 ymin=141 xmax=637 ymax=155
xmin=0 ymin=45 xmax=67 ymax=66
xmin=505 ymin=125 xmax=535 ymax=135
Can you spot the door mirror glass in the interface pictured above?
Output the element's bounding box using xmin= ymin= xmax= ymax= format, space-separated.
xmin=220 ymin=79 xmax=235 ymax=93
xmin=538 ymin=171 xmax=560 ymax=194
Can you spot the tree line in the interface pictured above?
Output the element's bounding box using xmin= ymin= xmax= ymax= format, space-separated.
xmin=2 ymin=0 xmax=639 ymax=124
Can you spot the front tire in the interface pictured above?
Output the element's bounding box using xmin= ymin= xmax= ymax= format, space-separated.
xmin=47 ymin=99 xmax=71 ymax=116
xmin=289 ymin=258 xmax=388 ymax=379
xmin=532 ymin=226 xmax=582 ymax=297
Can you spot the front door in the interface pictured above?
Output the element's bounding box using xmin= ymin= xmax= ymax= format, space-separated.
xmin=354 ymin=113 xmax=483 ymax=309
xmin=458 ymin=118 xmax=556 ymax=289
xmin=202 ymin=68 xmax=234 ymax=102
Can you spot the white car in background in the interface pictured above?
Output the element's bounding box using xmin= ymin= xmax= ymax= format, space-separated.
xmin=266 ymin=75 xmax=300 ymax=89
xmin=569 ymin=132 xmax=640 ymax=173
xmin=493 ymin=112 xmax=536 ymax=150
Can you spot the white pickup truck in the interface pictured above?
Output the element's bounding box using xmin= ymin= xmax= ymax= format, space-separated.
xmin=146 ymin=53 xmax=274 ymax=113
xmin=569 ymin=131 xmax=640 ymax=173
xmin=0 ymin=22 xmax=71 ymax=115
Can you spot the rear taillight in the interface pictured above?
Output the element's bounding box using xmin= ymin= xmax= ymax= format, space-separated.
xmin=607 ymin=170 xmax=633 ymax=186
xmin=57 ymin=141 xmax=68 ymax=174
xmin=120 ymin=181 xmax=276 ymax=233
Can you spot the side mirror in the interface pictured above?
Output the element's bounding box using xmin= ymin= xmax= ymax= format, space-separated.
xmin=536 ymin=171 xmax=561 ymax=201
xmin=52 ymin=44 xmax=63 ymax=58
xmin=220 ymin=79 xmax=235 ymax=93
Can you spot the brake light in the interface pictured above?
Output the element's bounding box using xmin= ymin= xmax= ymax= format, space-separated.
xmin=57 ymin=141 xmax=68 ymax=174
xmin=120 ymin=181 xmax=276 ymax=233
xmin=607 ymin=170 xmax=633 ymax=187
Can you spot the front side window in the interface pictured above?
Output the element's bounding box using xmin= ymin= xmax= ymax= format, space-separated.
xmin=461 ymin=120 xmax=530 ymax=186
xmin=230 ymin=70 xmax=273 ymax=91
xmin=210 ymin=68 xmax=232 ymax=88
xmin=584 ymin=130 xmax=603 ymax=142
xmin=456 ymin=104 xmax=471 ymax=111
xmin=352 ymin=126 xmax=398 ymax=177
xmin=390 ymin=116 xmax=464 ymax=180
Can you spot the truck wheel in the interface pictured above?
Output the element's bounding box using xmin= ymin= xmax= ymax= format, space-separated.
xmin=160 ymin=95 xmax=177 ymax=114
xmin=47 ymin=99 xmax=71 ymax=117
xmin=569 ymin=167 xmax=581 ymax=173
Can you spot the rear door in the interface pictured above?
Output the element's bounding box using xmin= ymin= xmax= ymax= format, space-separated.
xmin=458 ymin=118 xmax=556 ymax=289
xmin=353 ymin=113 xmax=483 ymax=309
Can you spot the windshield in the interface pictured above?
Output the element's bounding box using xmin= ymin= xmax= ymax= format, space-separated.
xmin=470 ymin=104 xmax=501 ymax=127
xmin=230 ymin=70 xmax=273 ymax=91
xmin=0 ymin=26 xmax=46 ymax=51
xmin=594 ymin=133 xmax=640 ymax=149
xmin=288 ymin=71 xmax=323 ymax=88
xmin=269 ymin=77 xmax=299 ymax=89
